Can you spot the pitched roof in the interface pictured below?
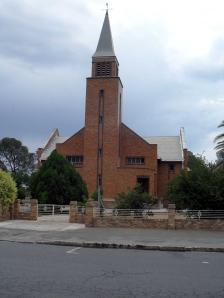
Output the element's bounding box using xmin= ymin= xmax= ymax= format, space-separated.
xmin=144 ymin=136 xmax=184 ymax=161
xmin=93 ymin=11 xmax=115 ymax=58
xmin=40 ymin=129 xmax=68 ymax=160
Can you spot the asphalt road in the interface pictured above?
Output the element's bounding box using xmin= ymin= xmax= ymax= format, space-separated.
xmin=0 ymin=242 xmax=224 ymax=298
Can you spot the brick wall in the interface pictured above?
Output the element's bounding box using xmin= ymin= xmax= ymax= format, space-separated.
xmin=157 ymin=161 xmax=182 ymax=201
xmin=13 ymin=199 xmax=38 ymax=220
xmin=94 ymin=217 xmax=168 ymax=229
xmin=175 ymin=219 xmax=224 ymax=231
xmin=74 ymin=202 xmax=224 ymax=231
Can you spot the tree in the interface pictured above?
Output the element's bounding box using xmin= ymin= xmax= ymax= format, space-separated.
xmin=0 ymin=138 xmax=35 ymax=199
xmin=166 ymin=152 xmax=224 ymax=209
xmin=0 ymin=170 xmax=17 ymax=215
xmin=214 ymin=120 xmax=224 ymax=160
xmin=114 ymin=184 xmax=154 ymax=209
xmin=0 ymin=138 xmax=34 ymax=174
xmin=30 ymin=151 xmax=88 ymax=205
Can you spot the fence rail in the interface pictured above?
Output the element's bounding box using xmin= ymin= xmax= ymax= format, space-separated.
xmin=95 ymin=208 xmax=168 ymax=219
xmin=176 ymin=210 xmax=224 ymax=220
xmin=38 ymin=204 xmax=69 ymax=216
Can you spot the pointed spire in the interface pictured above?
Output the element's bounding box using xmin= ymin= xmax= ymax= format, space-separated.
xmin=93 ymin=11 xmax=115 ymax=58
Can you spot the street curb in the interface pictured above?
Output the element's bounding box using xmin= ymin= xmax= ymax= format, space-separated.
xmin=33 ymin=240 xmax=224 ymax=252
xmin=1 ymin=239 xmax=224 ymax=252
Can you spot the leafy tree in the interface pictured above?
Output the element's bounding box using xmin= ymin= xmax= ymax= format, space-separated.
xmin=0 ymin=170 xmax=17 ymax=215
xmin=166 ymin=152 xmax=224 ymax=209
xmin=0 ymin=138 xmax=35 ymax=199
xmin=0 ymin=160 xmax=7 ymax=171
xmin=0 ymin=138 xmax=34 ymax=173
xmin=30 ymin=151 xmax=88 ymax=204
xmin=214 ymin=120 xmax=224 ymax=160
xmin=114 ymin=184 xmax=154 ymax=209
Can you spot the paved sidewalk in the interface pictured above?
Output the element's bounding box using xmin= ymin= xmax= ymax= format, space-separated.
xmin=0 ymin=218 xmax=224 ymax=252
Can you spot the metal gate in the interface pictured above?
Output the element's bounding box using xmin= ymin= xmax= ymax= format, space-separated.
xmin=38 ymin=204 xmax=69 ymax=216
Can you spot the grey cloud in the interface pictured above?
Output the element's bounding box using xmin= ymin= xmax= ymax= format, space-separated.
xmin=0 ymin=1 xmax=90 ymax=66
xmin=185 ymin=39 xmax=224 ymax=82
xmin=186 ymin=63 xmax=224 ymax=82
xmin=0 ymin=2 xmax=222 ymax=161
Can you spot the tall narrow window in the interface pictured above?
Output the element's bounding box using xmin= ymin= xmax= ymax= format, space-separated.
xmin=99 ymin=89 xmax=104 ymax=96
xmin=98 ymin=175 xmax=102 ymax=186
xmin=98 ymin=148 xmax=102 ymax=157
xmin=99 ymin=115 xmax=103 ymax=124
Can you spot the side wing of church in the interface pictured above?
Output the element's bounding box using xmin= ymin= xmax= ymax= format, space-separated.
xmin=37 ymin=11 xmax=188 ymax=207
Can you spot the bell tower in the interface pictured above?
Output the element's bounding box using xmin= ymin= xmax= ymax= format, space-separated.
xmin=83 ymin=10 xmax=123 ymax=200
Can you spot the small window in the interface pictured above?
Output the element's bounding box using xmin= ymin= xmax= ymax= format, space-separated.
xmin=169 ymin=163 xmax=175 ymax=171
xmin=126 ymin=157 xmax=145 ymax=165
xmin=66 ymin=155 xmax=83 ymax=165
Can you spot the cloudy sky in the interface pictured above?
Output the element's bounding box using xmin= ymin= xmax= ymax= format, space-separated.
xmin=0 ymin=0 xmax=224 ymax=161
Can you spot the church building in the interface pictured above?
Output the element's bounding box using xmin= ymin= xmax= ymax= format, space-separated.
xmin=37 ymin=11 xmax=188 ymax=207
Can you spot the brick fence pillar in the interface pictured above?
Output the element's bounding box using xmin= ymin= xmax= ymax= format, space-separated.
xmin=30 ymin=199 xmax=38 ymax=220
xmin=168 ymin=203 xmax=176 ymax=229
xmin=13 ymin=199 xmax=20 ymax=219
xmin=85 ymin=200 xmax=98 ymax=227
xmin=69 ymin=201 xmax=77 ymax=223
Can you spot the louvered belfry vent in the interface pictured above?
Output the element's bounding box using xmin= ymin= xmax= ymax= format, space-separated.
xmin=96 ymin=62 xmax=112 ymax=76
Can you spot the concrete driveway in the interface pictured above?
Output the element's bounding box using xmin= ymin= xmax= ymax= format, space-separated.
xmin=0 ymin=216 xmax=85 ymax=232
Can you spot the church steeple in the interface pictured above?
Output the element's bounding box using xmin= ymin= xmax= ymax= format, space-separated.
xmin=93 ymin=11 xmax=115 ymax=58
xmin=92 ymin=10 xmax=119 ymax=77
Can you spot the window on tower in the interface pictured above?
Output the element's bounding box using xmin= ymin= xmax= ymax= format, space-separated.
xmin=99 ymin=115 xmax=103 ymax=124
xmin=98 ymin=148 xmax=102 ymax=157
xmin=96 ymin=62 xmax=112 ymax=76
xmin=99 ymin=89 xmax=104 ymax=96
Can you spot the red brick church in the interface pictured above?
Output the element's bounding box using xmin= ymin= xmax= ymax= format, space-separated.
xmin=37 ymin=11 xmax=188 ymax=207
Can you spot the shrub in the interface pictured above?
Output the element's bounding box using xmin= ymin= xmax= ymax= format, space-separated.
xmin=114 ymin=184 xmax=154 ymax=209
xmin=0 ymin=170 xmax=17 ymax=214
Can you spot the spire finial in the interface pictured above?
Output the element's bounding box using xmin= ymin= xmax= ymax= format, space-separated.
xmin=103 ymin=3 xmax=112 ymax=13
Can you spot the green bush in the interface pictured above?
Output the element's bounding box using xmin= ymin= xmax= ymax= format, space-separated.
xmin=166 ymin=153 xmax=224 ymax=209
xmin=114 ymin=184 xmax=154 ymax=209
xmin=30 ymin=151 xmax=88 ymax=205
xmin=0 ymin=170 xmax=17 ymax=214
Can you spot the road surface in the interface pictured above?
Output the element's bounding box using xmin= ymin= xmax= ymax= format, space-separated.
xmin=0 ymin=242 xmax=223 ymax=297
